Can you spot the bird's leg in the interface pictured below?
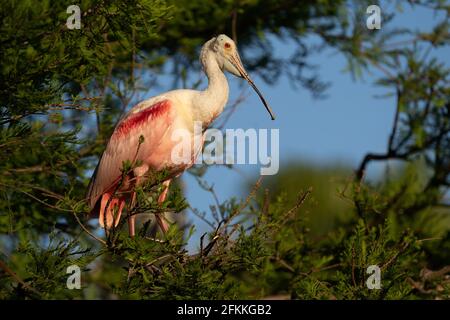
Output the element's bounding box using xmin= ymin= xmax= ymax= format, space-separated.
xmin=156 ymin=180 xmax=171 ymax=233
xmin=128 ymin=191 xmax=137 ymax=237
xmin=128 ymin=165 xmax=149 ymax=237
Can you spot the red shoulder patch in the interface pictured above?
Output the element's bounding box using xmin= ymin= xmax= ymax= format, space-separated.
xmin=113 ymin=100 xmax=171 ymax=138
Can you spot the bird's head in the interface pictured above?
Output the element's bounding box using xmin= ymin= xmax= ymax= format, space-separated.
xmin=213 ymin=35 xmax=245 ymax=78
xmin=206 ymin=34 xmax=275 ymax=120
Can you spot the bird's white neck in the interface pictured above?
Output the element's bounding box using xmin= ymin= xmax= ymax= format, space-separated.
xmin=192 ymin=45 xmax=229 ymax=127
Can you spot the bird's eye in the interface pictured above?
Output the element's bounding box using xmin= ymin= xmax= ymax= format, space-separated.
xmin=224 ymin=42 xmax=231 ymax=49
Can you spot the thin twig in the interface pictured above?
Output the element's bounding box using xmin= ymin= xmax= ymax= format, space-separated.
xmin=231 ymin=9 xmax=238 ymax=44
xmin=73 ymin=212 xmax=106 ymax=245
xmin=0 ymin=260 xmax=40 ymax=296
xmin=221 ymin=176 xmax=263 ymax=231
xmin=285 ymin=188 xmax=312 ymax=219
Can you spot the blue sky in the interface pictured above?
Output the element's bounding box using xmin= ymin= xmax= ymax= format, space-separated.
xmin=136 ymin=3 xmax=449 ymax=251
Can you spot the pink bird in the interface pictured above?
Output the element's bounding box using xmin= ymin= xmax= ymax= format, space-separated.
xmin=87 ymin=34 xmax=275 ymax=236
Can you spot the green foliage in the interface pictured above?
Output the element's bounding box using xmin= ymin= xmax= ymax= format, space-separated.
xmin=1 ymin=232 xmax=96 ymax=299
xmin=0 ymin=0 xmax=449 ymax=300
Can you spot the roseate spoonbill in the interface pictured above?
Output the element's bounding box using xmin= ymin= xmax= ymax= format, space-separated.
xmin=87 ymin=34 xmax=275 ymax=236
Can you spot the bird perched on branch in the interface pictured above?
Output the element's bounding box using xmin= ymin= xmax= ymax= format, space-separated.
xmin=87 ymin=34 xmax=275 ymax=236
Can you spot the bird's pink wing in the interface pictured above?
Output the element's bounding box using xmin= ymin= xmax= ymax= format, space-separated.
xmin=87 ymin=99 xmax=175 ymax=213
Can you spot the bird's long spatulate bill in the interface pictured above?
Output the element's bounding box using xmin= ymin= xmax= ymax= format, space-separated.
xmin=246 ymin=77 xmax=276 ymax=120
xmin=230 ymin=55 xmax=276 ymax=120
